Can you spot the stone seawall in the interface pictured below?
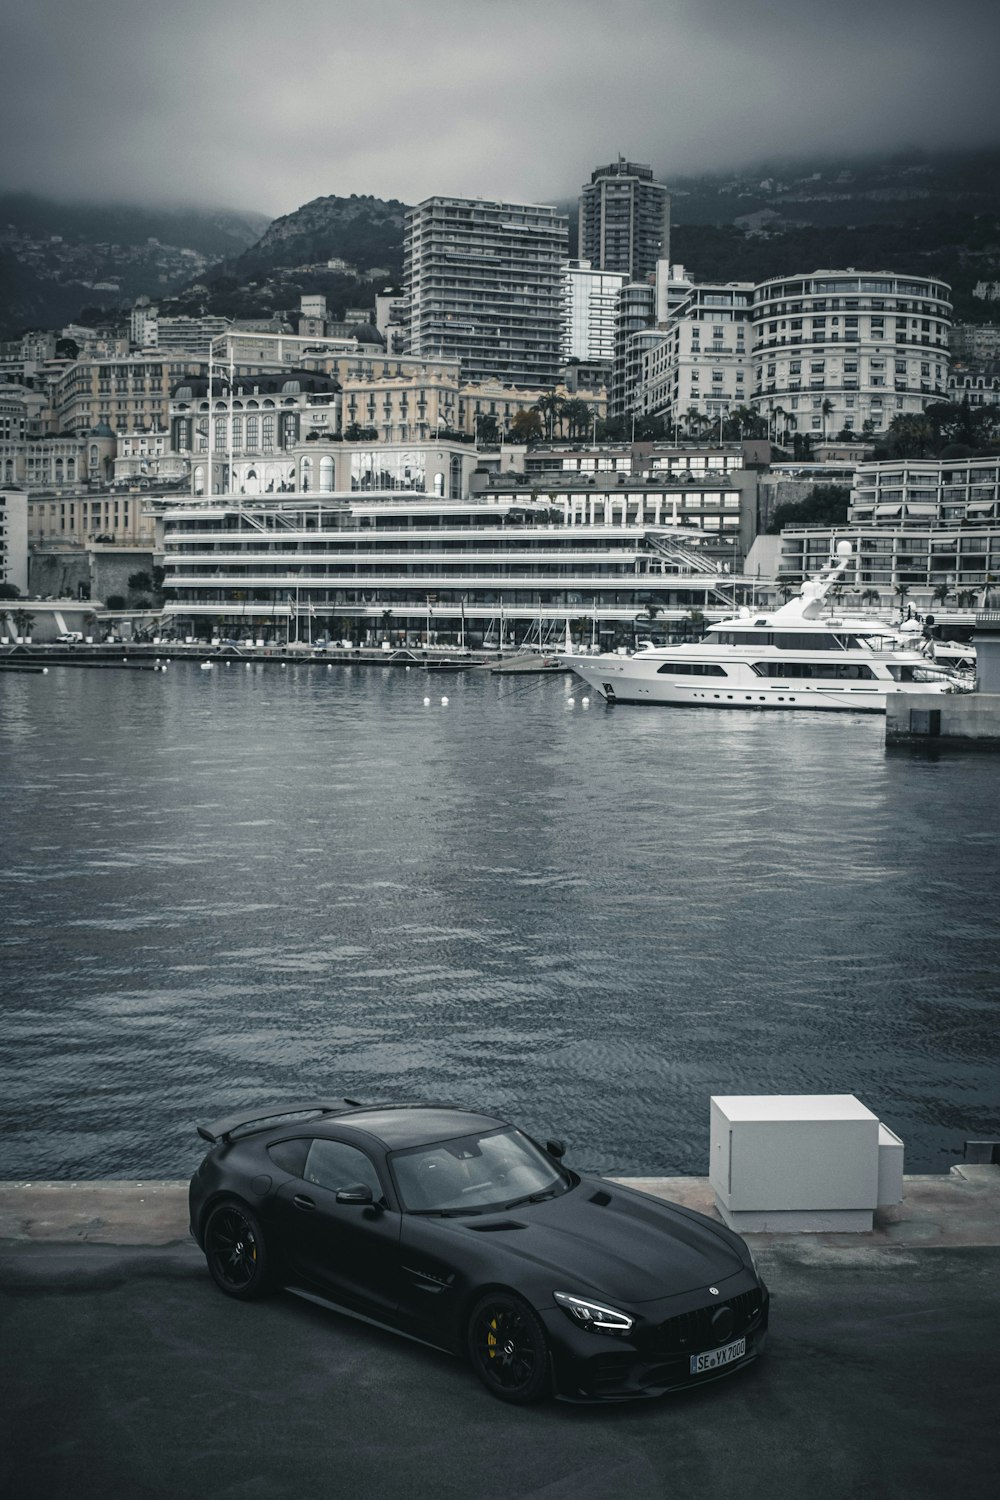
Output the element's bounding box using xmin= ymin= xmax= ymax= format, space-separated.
xmin=28 ymin=547 xmax=155 ymax=607
xmin=885 ymin=690 xmax=1000 ymax=745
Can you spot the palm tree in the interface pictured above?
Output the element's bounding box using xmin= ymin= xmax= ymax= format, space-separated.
xmin=684 ymin=407 xmax=704 ymax=443
xmin=931 ymin=583 xmax=951 ymax=608
xmin=773 ymin=405 xmax=787 ymax=444
xmin=861 ymin=588 xmax=880 ymax=609
xmin=11 ymin=608 xmax=35 ymax=639
xmin=894 ymin=582 xmax=911 ymax=618
xmin=380 ymin=608 xmax=393 ymax=644
xmin=534 ymin=394 xmax=564 ymax=441
xmin=563 ymin=399 xmax=593 ymax=441
xmin=821 ymin=399 xmax=834 ymax=441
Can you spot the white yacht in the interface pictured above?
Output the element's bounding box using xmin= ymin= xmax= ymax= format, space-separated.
xmin=564 ymin=542 xmax=970 ymax=713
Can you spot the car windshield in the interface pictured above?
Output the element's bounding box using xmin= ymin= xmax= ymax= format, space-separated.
xmin=390 ymin=1126 xmax=568 ymax=1214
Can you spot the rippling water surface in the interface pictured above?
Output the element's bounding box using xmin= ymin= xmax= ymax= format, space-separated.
xmin=2 ymin=661 xmax=998 ymax=1180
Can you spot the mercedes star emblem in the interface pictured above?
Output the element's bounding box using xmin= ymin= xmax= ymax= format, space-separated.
xmin=709 ymin=1286 xmax=720 ymax=1296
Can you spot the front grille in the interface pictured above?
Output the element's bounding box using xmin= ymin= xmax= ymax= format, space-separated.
xmin=653 ymin=1289 xmax=763 ymax=1356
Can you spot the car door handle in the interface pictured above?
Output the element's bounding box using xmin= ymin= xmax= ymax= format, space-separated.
xmin=293 ymin=1194 xmax=317 ymax=1211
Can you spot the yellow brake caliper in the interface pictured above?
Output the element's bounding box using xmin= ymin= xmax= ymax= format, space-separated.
xmin=487 ymin=1317 xmax=497 ymax=1358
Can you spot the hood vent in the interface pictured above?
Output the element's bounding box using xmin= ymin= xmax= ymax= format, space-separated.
xmin=589 ymin=1190 xmax=613 ymax=1206
xmin=467 ymin=1218 xmax=526 ymax=1232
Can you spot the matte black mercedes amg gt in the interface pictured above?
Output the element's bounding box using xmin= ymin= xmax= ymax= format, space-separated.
xmin=189 ymin=1099 xmax=768 ymax=1403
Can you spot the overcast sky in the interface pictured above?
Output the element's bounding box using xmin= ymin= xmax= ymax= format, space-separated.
xmin=4 ymin=0 xmax=999 ymax=217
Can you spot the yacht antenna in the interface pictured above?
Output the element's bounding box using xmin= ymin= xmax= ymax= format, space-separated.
xmin=227 ymin=336 xmax=234 ymax=497
xmin=206 ymin=340 xmax=213 ymax=499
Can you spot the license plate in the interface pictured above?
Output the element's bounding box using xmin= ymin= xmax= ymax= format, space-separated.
xmin=690 ymin=1336 xmax=746 ymax=1375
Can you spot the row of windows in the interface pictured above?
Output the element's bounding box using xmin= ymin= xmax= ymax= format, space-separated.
xmin=712 ymin=631 xmax=862 ymax=650
xmin=653 ymin=660 xmax=877 ymax=680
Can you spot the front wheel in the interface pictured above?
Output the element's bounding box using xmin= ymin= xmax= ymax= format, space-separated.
xmin=203 ymin=1199 xmax=273 ymax=1300
xmin=466 ymin=1291 xmax=551 ymax=1404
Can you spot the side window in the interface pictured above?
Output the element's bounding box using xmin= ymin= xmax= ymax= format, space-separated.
xmin=304 ymin=1138 xmax=385 ymax=1202
xmin=267 ymin=1137 xmax=310 ymax=1177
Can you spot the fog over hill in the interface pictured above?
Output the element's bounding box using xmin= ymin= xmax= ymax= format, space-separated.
xmin=3 ymin=150 xmax=999 ymax=337
xmin=0 ymin=195 xmax=269 ymax=338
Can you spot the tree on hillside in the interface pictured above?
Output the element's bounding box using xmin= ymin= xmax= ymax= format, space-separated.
xmin=881 ymin=413 xmax=934 ymax=458
xmin=766 ymin=484 xmax=851 ymax=534
xmin=475 ymin=413 xmax=500 ymax=445
xmin=510 ymin=409 xmax=543 ymax=443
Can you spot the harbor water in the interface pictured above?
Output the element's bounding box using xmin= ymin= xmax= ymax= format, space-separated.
xmin=2 ymin=660 xmax=999 ymax=1181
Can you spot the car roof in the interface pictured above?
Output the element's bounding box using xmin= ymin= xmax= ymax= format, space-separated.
xmin=324 ymin=1105 xmax=506 ymax=1150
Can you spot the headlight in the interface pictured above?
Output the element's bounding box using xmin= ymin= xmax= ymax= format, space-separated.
xmin=553 ymin=1291 xmax=633 ymax=1334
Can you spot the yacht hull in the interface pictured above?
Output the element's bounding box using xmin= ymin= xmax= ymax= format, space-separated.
xmin=565 ymin=658 xmax=949 ymax=714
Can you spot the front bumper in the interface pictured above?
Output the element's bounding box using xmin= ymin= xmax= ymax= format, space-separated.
xmin=540 ymin=1280 xmax=770 ymax=1402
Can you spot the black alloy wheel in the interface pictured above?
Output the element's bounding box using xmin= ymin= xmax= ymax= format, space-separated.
xmin=203 ymin=1200 xmax=273 ymax=1300
xmin=466 ymin=1292 xmax=550 ymax=1404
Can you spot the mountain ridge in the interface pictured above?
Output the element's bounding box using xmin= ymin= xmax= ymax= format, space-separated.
xmin=2 ymin=150 xmax=998 ymax=338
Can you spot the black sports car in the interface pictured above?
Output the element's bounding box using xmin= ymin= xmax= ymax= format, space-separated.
xmin=189 ymin=1099 xmax=768 ymax=1403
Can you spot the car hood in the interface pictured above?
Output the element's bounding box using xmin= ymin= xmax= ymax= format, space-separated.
xmin=463 ymin=1178 xmax=744 ymax=1304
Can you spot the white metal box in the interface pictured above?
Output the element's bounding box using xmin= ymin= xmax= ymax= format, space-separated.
xmin=710 ymin=1094 xmax=882 ymax=1232
xmin=877 ymin=1122 xmax=905 ymax=1205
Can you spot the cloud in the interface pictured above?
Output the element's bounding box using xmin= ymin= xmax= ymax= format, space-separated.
xmin=2 ymin=0 xmax=998 ymax=214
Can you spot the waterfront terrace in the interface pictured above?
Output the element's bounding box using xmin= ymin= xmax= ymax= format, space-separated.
xmin=159 ymin=492 xmax=750 ymax=647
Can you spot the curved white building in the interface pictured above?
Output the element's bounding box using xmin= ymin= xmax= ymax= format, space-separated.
xmin=752 ymin=270 xmax=951 ymax=440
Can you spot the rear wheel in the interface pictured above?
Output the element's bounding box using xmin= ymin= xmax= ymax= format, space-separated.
xmin=466 ymin=1291 xmax=550 ymax=1404
xmin=203 ymin=1199 xmax=273 ymax=1300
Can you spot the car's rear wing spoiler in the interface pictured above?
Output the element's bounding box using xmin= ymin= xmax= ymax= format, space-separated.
xmin=196 ymin=1098 xmax=365 ymax=1145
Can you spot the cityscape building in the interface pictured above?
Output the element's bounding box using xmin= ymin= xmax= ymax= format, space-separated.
xmin=578 ymin=159 xmax=670 ymax=281
xmin=777 ymin=456 xmax=1000 ymax=602
xmin=403 ymin=196 xmax=568 ymax=386
xmin=610 ymin=281 xmax=656 ymax=417
xmin=26 ymin=484 xmax=157 ymax=548
xmin=130 ymin=300 xmax=232 ymax=356
xmin=622 ymin=268 xmax=953 ymax=437
xmin=638 ymin=275 xmax=753 ymax=428
xmin=0 ymin=489 xmax=28 ymax=594
xmin=168 ymin=370 xmax=342 ymax=496
xmin=158 ymin=482 xmax=746 ymax=649
xmin=751 ymin=270 xmax=952 ymax=438
xmin=561 ymin=259 xmax=627 ymax=363
xmin=948 ymin=368 xmax=1000 ymax=410
xmin=47 ymin=351 xmax=204 ymax=437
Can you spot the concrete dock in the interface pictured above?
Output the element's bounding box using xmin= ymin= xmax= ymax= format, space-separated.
xmin=2 ymin=1169 xmax=998 ymax=1499
xmin=885 ymin=689 xmax=1000 ymax=745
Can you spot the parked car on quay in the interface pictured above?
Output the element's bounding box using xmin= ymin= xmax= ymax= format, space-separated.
xmin=189 ymin=1099 xmax=769 ymax=1403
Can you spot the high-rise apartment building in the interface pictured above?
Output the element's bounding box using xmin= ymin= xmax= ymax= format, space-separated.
xmin=403 ymin=196 xmax=568 ymax=387
xmin=561 ymin=259 xmax=627 ymax=363
xmin=610 ymin=281 xmax=657 ymax=417
xmin=579 ymin=159 xmax=670 ymax=282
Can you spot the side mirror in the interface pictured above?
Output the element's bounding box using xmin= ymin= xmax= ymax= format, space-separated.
xmin=336 ymin=1183 xmax=374 ymax=1206
xmin=546 ymin=1139 xmax=567 ymax=1160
